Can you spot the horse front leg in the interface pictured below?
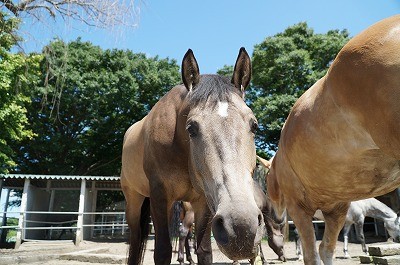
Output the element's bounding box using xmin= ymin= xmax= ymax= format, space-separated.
xmin=319 ymin=203 xmax=349 ymax=265
xmin=355 ymin=220 xmax=368 ymax=254
xmin=258 ymin=243 xmax=268 ymax=265
xmin=249 ymin=244 xmax=268 ymax=265
xmin=185 ymin=232 xmax=195 ymax=265
xmin=177 ymin=224 xmax=187 ymax=265
xmin=294 ymin=227 xmax=304 ymax=261
xmin=342 ymin=223 xmax=352 ymax=258
xmin=192 ymin=199 xmax=213 ymax=265
xmin=150 ymin=188 xmax=173 ymax=265
xmin=289 ymin=205 xmax=319 ymax=265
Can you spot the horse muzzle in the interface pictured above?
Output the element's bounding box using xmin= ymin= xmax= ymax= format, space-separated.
xmin=211 ymin=207 xmax=264 ymax=260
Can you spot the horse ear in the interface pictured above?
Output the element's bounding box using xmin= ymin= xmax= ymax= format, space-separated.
xmin=182 ymin=49 xmax=200 ymax=91
xmin=231 ymin=47 xmax=251 ymax=96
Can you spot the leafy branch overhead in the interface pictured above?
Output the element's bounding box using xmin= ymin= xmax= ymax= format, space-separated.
xmin=0 ymin=13 xmax=42 ymax=174
xmin=0 ymin=0 xmax=138 ymax=27
xmin=14 ymin=39 xmax=180 ymax=176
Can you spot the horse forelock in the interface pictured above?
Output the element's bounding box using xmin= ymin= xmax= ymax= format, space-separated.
xmin=187 ymin=75 xmax=242 ymax=107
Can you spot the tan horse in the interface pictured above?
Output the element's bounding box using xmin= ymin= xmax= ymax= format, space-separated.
xmin=267 ymin=15 xmax=400 ymax=265
xmin=121 ymin=48 xmax=264 ymax=265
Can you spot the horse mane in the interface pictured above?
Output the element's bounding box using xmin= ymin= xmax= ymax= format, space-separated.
xmin=187 ymin=75 xmax=242 ymax=106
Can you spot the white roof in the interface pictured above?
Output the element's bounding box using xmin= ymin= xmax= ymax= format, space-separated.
xmin=0 ymin=174 xmax=120 ymax=181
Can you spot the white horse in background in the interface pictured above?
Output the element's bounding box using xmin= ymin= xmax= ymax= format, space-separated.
xmin=295 ymin=198 xmax=400 ymax=259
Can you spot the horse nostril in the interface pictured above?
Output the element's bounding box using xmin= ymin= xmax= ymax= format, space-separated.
xmin=258 ymin=213 xmax=263 ymax=227
xmin=212 ymin=215 xmax=229 ymax=245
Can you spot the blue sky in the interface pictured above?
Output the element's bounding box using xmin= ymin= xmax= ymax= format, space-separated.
xmin=19 ymin=0 xmax=400 ymax=74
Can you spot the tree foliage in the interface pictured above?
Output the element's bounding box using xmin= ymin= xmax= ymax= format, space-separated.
xmin=249 ymin=22 xmax=350 ymax=155
xmin=13 ymin=39 xmax=180 ymax=175
xmin=0 ymin=12 xmax=42 ymax=173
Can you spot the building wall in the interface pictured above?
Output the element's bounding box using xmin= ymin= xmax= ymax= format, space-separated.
xmin=25 ymin=185 xmax=50 ymax=240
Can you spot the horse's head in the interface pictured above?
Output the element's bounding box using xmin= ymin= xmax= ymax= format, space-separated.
xmin=181 ymin=48 xmax=264 ymax=260
xmin=386 ymin=212 xmax=400 ymax=242
xmin=266 ymin=217 xmax=286 ymax=261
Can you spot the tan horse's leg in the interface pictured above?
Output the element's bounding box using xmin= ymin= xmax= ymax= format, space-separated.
xmin=319 ymin=203 xmax=349 ymax=265
xmin=289 ymin=206 xmax=320 ymax=265
xmin=123 ymin=188 xmax=147 ymax=265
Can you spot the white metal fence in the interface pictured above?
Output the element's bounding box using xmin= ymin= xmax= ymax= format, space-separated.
xmin=0 ymin=210 xmax=129 ymax=243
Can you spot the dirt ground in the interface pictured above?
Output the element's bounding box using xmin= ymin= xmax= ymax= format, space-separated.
xmin=0 ymin=235 xmax=382 ymax=264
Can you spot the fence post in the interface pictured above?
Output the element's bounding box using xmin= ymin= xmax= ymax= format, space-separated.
xmin=0 ymin=179 xmax=3 ymax=203
xmin=75 ymin=178 xmax=86 ymax=246
xmin=0 ymin=188 xmax=11 ymax=243
xmin=90 ymin=181 xmax=97 ymax=239
xmin=15 ymin=178 xmax=30 ymax=249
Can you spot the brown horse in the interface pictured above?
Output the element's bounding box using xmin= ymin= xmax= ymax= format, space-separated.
xmin=267 ymin=15 xmax=400 ymax=265
xmin=177 ymin=201 xmax=195 ymax=265
xmin=121 ymin=48 xmax=264 ymax=265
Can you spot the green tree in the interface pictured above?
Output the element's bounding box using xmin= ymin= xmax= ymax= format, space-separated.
xmin=0 ymin=12 xmax=42 ymax=173
xmin=249 ymin=22 xmax=349 ymax=155
xmin=216 ymin=65 xmax=233 ymax=77
xmin=13 ymin=39 xmax=180 ymax=176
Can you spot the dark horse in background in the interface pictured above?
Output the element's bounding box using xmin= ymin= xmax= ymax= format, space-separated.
xmin=121 ymin=48 xmax=264 ymax=264
xmin=177 ymin=201 xmax=195 ymax=265
xmin=267 ymin=15 xmax=400 ymax=265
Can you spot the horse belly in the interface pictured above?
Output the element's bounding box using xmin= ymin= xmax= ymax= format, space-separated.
xmin=306 ymin=151 xmax=400 ymax=202
xmin=344 ymin=154 xmax=400 ymax=198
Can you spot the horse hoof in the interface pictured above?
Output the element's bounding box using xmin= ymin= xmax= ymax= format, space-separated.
xmin=344 ymin=253 xmax=351 ymax=259
xmin=252 ymin=256 xmax=263 ymax=265
xmin=298 ymin=255 xmax=303 ymax=261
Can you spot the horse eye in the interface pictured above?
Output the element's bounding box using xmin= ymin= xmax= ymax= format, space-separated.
xmin=250 ymin=119 xmax=258 ymax=134
xmin=186 ymin=121 xmax=198 ymax=137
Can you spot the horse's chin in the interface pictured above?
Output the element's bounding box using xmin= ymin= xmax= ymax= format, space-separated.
xmin=216 ymin=242 xmax=258 ymax=261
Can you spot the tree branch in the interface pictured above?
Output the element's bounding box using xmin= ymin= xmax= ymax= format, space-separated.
xmin=1 ymin=0 xmax=139 ymax=28
xmin=1 ymin=0 xmax=20 ymax=16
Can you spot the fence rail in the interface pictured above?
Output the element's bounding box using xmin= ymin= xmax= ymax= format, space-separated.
xmin=0 ymin=211 xmax=129 ymax=241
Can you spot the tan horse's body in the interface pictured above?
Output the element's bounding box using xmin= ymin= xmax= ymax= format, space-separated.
xmin=121 ymin=48 xmax=264 ymax=265
xmin=268 ymin=15 xmax=400 ymax=265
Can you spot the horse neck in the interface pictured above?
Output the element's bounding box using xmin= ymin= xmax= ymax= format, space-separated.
xmin=362 ymin=199 xmax=397 ymax=222
xmin=265 ymin=199 xmax=285 ymax=224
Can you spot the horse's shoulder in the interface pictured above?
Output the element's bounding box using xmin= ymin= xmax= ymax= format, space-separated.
xmin=144 ymin=85 xmax=187 ymax=135
xmin=124 ymin=116 xmax=146 ymax=141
